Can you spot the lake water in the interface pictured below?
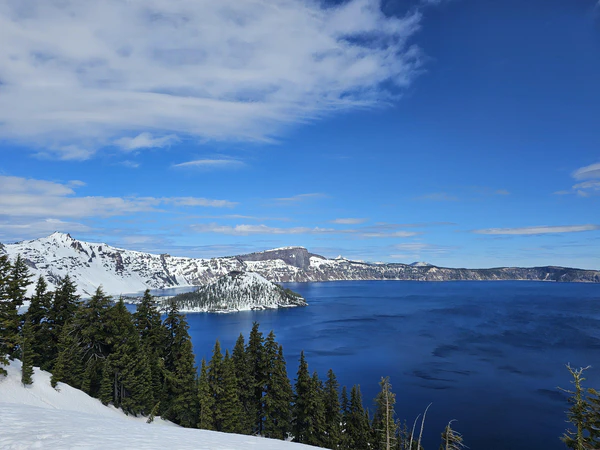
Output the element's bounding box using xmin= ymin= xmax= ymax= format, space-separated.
xmin=144 ymin=280 xmax=600 ymax=449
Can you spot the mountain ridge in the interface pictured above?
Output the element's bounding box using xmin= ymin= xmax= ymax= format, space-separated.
xmin=1 ymin=232 xmax=599 ymax=296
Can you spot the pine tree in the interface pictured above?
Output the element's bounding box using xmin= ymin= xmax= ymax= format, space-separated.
xmin=208 ymin=339 xmax=225 ymax=430
xmin=133 ymin=289 xmax=166 ymax=409
xmin=198 ymin=358 xmax=215 ymax=430
xmin=293 ymin=350 xmax=312 ymax=443
xmin=346 ymin=385 xmax=371 ymax=450
xmin=102 ymin=299 xmax=153 ymax=415
xmin=7 ymin=254 xmax=32 ymax=309
xmin=560 ymin=364 xmax=595 ymax=449
xmin=439 ymin=420 xmax=466 ymax=450
xmin=20 ymin=317 xmax=35 ymax=385
xmin=307 ymin=370 xmax=327 ymax=447
xmin=374 ymin=376 xmax=397 ymax=450
xmin=324 ymin=368 xmax=342 ymax=449
xmin=340 ymin=386 xmax=351 ymax=450
xmin=247 ymin=321 xmax=266 ymax=434
xmin=263 ymin=334 xmax=293 ymax=440
xmin=220 ymin=350 xmax=242 ymax=433
xmin=0 ymin=254 xmax=13 ymax=375
xmin=51 ymin=317 xmax=84 ymax=389
xmin=162 ymin=301 xmax=198 ymax=427
xmin=232 ymin=332 xmax=255 ymax=434
xmin=26 ymin=276 xmax=53 ymax=368
xmin=47 ymin=275 xmax=79 ymax=370
xmin=2 ymin=254 xmax=32 ymax=360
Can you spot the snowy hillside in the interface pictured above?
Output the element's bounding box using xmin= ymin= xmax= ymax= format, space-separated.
xmin=1 ymin=232 xmax=598 ymax=297
xmin=0 ymin=360 xmax=317 ymax=450
xmin=170 ymin=271 xmax=308 ymax=313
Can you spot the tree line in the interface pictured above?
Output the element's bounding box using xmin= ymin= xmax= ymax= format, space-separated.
xmin=1 ymin=252 xmax=593 ymax=449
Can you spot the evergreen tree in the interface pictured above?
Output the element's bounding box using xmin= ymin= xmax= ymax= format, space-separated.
xmin=20 ymin=317 xmax=35 ymax=385
xmin=162 ymin=301 xmax=198 ymax=427
xmin=7 ymin=254 xmax=32 ymax=309
xmin=263 ymin=336 xmax=293 ymax=440
xmin=324 ymin=368 xmax=342 ymax=449
xmin=220 ymin=350 xmax=242 ymax=433
xmin=101 ymin=299 xmax=153 ymax=415
xmin=208 ymin=339 xmax=225 ymax=430
xmin=374 ymin=376 xmax=397 ymax=450
xmin=51 ymin=317 xmax=84 ymax=389
xmin=308 ymin=370 xmax=327 ymax=447
xmin=232 ymin=332 xmax=255 ymax=434
xmin=247 ymin=322 xmax=266 ymax=434
xmin=439 ymin=420 xmax=466 ymax=450
xmin=346 ymin=385 xmax=371 ymax=450
xmin=0 ymin=254 xmax=13 ymax=375
xmin=47 ymin=275 xmax=79 ymax=370
xmin=2 ymin=254 xmax=32 ymax=360
xmin=133 ymin=289 xmax=166 ymax=407
xmin=198 ymin=358 xmax=215 ymax=430
xmin=293 ymin=351 xmax=312 ymax=443
xmin=340 ymin=386 xmax=351 ymax=450
xmin=26 ymin=276 xmax=53 ymax=368
xmin=560 ymin=364 xmax=595 ymax=449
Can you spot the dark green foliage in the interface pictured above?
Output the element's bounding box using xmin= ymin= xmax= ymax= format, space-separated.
xmin=439 ymin=420 xmax=466 ymax=450
xmin=220 ymin=350 xmax=242 ymax=433
xmin=161 ymin=301 xmax=198 ymax=427
xmin=373 ymin=376 xmax=397 ymax=450
xmin=263 ymin=334 xmax=293 ymax=440
xmin=345 ymin=385 xmax=372 ymax=450
xmin=20 ymin=317 xmax=35 ymax=385
xmin=293 ymin=352 xmax=326 ymax=446
xmin=323 ymin=369 xmax=342 ymax=449
xmin=8 ymin=254 xmax=32 ymax=309
xmin=133 ymin=289 xmax=166 ymax=406
xmin=102 ymin=299 xmax=154 ymax=415
xmin=208 ymin=339 xmax=224 ymax=429
xmin=0 ymin=254 xmax=13 ymax=375
xmin=340 ymin=386 xmax=351 ymax=450
xmin=51 ymin=319 xmax=84 ymax=389
xmin=560 ymin=365 xmax=596 ymax=450
xmin=26 ymin=276 xmax=53 ymax=368
xmin=47 ymin=275 xmax=79 ymax=370
xmin=198 ymin=358 xmax=215 ymax=430
xmin=247 ymin=321 xmax=266 ymax=434
xmin=232 ymin=333 xmax=255 ymax=434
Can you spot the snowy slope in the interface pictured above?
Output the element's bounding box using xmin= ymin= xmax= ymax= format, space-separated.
xmin=171 ymin=271 xmax=308 ymax=313
xmin=0 ymin=360 xmax=317 ymax=450
xmin=1 ymin=232 xmax=598 ymax=298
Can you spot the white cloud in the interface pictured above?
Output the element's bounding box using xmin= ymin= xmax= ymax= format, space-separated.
xmin=330 ymin=218 xmax=369 ymax=224
xmin=473 ymin=224 xmax=600 ymax=236
xmin=191 ymin=222 xmax=418 ymax=238
xmin=415 ymin=192 xmax=459 ymax=201
xmin=573 ymin=163 xmax=600 ymax=180
xmin=273 ymin=193 xmax=328 ymax=204
xmin=0 ymin=0 xmax=423 ymax=155
xmin=172 ymin=159 xmax=245 ymax=169
xmin=0 ymin=218 xmax=92 ymax=241
xmin=192 ymin=223 xmax=333 ymax=236
xmin=115 ymin=132 xmax=179 ymax=151
xmin=0 ymin=175 xmax=237 ymax=219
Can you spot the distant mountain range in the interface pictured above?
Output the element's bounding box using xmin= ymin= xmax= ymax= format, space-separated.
xmin=1 ymin=232 xmax=598 ymax=296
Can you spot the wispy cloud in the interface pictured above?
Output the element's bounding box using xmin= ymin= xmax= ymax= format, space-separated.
xmin=0 ymin=0 xmax=423 ymax=157
xmin=390 ymin=241 xmax=456 ymax=260
xmin=273 ymin=193 xmax=328 ymax=204
xmin=556 ymin=162 xmax=600 ymax=196
xmin=415 ymin=192 xmax=459 ymax=202
xmin=115 ymin=133 xmax=179 ymax=151
xmin=473 ymin=224 xmax=600 ymax=236
xmin=172 ymin=159 xmax=245 ymax=169
xmin=0 ymin=218 xmax=92 ymax=242
xmin=330 ymin=218 xmax=369 ymax=225
xmin=191 ymin=221 xmax=418 ymax=238
xmin=0 ymin=175 xmax=237 ymax=219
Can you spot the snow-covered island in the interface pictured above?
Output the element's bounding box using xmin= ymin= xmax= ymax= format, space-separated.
xmin=168 ymin=271 xmax=308 ymax=313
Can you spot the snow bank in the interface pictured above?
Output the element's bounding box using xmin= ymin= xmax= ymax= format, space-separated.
xmin=0 ymin=360 xmax=317 ymax=449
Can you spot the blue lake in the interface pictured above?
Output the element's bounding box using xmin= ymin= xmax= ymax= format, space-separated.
xmin=148 ymin=280 xmax=600 ymax=449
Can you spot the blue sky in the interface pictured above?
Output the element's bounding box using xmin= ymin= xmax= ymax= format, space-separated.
xmin=1 ymin=0 xmax=599 ymax=269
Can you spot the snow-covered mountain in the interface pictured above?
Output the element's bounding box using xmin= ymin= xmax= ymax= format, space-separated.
xmin=0 ymin=360 xmax=317 ymax=450
xmin=170 ymin=271 xmax=308 ymax=313
xmin=1 ymin=232 xmax=599 ymax=297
